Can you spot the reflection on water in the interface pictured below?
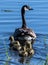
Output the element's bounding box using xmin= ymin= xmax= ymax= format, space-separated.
xmin=0 ymin=33 xmax=48 ymax=65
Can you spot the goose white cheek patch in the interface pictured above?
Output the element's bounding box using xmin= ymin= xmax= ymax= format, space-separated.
xmin=24 ymin=7 xmax=28 ymax=11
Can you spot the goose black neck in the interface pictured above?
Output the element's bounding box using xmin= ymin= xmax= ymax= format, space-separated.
xmin=21 ymin=10 xmax=26 ymax=28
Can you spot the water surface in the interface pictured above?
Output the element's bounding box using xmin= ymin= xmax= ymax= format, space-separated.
xmin=0 ymin=0 xmax=48 ymax=65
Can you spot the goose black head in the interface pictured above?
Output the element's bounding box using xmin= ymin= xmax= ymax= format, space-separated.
xmin=21 ymin=5 xmax=33 ymax=15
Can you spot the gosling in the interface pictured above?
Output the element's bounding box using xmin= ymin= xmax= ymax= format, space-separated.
xmin=9 ymin=36 xmax=21 ymax=51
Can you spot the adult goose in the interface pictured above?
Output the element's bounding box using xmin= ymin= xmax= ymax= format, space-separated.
xmin=9 ymin=5 xmax=36 ymax=56
xmin=13 ymin=5 xmax=36 ymax=41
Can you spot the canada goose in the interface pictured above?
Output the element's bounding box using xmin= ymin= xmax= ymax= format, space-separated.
xmin=13 ymin=5 xmax=36 ymax=43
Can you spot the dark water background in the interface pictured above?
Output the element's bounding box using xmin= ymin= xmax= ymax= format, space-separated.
xmin=0 ymin=0 xmax=48 ymax=65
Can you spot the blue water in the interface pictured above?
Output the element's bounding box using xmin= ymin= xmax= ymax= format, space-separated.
xmin=0 ymin=0 xmax=48 ymax=65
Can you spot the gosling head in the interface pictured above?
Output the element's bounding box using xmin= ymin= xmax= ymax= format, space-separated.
xmin=21 ymin=5 xmax=33 ymax=15
xmin=9 ymin=36 xmax=14 ymax=42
